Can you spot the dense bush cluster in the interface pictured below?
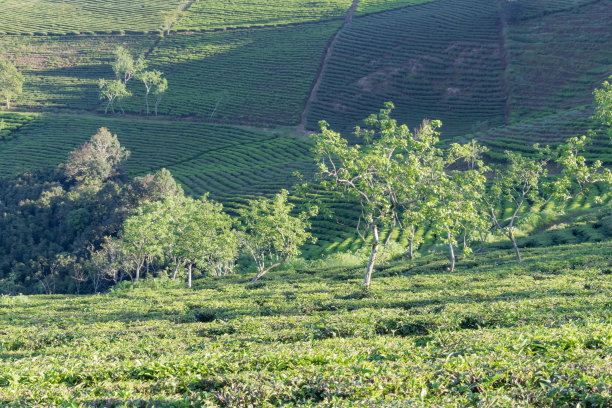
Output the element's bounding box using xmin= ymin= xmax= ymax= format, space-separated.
xmin=0 ymin=128 xmax=183 ymax=294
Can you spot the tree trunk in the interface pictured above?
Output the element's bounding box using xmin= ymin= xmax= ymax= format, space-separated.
xmin=508 ymin=228 xmax=522 ymax=263
xmin=5 ymin=97 xmax=9 ymax=109
xmin=135 ymin=263 xmax=141 ymax=282
xmin=250 ymin=268 xmax=267 ymax=284
xmin=172 ymin=263 xmax=179 ymax=280
xmin=155 ymin=97 xmax=162 ymax=116
xmin=408 ymin=225 xmax=415 ymax=260
xmin=145 ymin=92 xmax=150 ymax=115
xmin=249 ymin=255 xmax=289 ymax=284
xmin=187 ymin=263 xmax=192 ymax=288
xmin=363 ymin=225 xmax=380 ymax=288
xmin=447 ymin=231 xmax=455 ymax=272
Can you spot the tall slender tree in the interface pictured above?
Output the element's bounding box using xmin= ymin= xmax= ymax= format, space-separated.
xmin=136 ymin=70 xmax=164 ymax=115
xmin=0 ymin=59 xmax=24 ymax=109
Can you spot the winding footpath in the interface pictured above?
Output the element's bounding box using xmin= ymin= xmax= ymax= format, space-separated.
xmin=298 ymin=0 xmax=361 ymax=134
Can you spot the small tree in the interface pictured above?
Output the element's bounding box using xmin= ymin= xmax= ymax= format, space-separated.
xmin=0 ymin=59 xmax=24 ymax=109
xmin=554 ymin=136 xmax=607 ymax=199
xmin=121 ymin=200 xmax=169 ymax=282
xmin=153 ymin=78 xmax=167 ymax=116
xmin=594 ymin=75 xmax=612 ymax=130
xmin=88 ymin=237 xmax=125 ymax=288
xmin=131 ymin=167 xmax=184 ymax=204
xmin=63 ymin=127 xmax=130 ymax=184
xmin=592 ymin=77 xmax=612 ymax=223
xmin=428 ymin=167 xmax=488 ymax=272
xmin=99 ymin=79 xmax=131 ymax=114
xmin=173 ymin=196 xmax=237 ymax=288
xmin=483 ymin=147 xmax=554 ymax=263
xmin=136 ymin=70 xmax=164 ymax=115
xmin=111 ymin=46 xmax=145 ymax=85
xmin=160 ymin=10 xmax=183 ymax=35
xmin=239 ymin=190 xmax=316 ymax=284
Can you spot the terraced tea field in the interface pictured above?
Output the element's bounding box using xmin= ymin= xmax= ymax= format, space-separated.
xmin=306 ymin=0 xmax=506 ymax=137
xmin=473 ymin=108 xmax=612 ymax=163
xmin=503 ymin=0 xmax=602 ymax=21
xmin=134 ymin=22 xmax=341 ymax=124
xmin=1 ymin=241 xmax=611 ymax=406
xmin=0 ymin=114 xmax=314 ymax=199
xmin=355 ymin=0 xmax=438 ymax=15
xmin=0 ymin=35 xmax=155 ymax=110
xmin=174 ymin=0 xmax=353 ymax=31
xmin=505 ymin=0 xmax=612 ymax=122
xmin=0 ymin=0 xmax=183 ymax=35
xmin=0 ymin=112 xmax=38 ymax=141
xmin=303 ymin=184 xmax=612 ymax=258
xmin=0 ymin=0 xmax=610 ymax=258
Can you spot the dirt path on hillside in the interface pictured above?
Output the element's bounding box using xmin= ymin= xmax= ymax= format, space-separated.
xmin=297 ymin=0 xmax=361 ymax=134
xmin=498 ymin=7 xmax=510 ymax=125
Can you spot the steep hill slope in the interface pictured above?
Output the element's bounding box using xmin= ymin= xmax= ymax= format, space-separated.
xmin=306 ymin=0 xmax=507 ymax=136
xmin=0 ymin=0 xmax=610 ymax=255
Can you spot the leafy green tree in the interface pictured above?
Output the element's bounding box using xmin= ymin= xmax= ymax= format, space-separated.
xmin=99 ymin=79 xmax=131 ymax=114
xmin=0 ymin=59 xmax=24 ymax=109
xmin=592 ymin=77 xmax=612 ymax=223
xmin=62 ymin=127 xmax=130 ymax=184
xmin=120 ymin=202 xmax=167 ymax=282
xmin=131 ymin=168 xmax=184 ymax=204
xmin=239 ymin=190 xmax=316 ymax=284
xmin=554 ymin=136 xmax=608 ymax=199
xmin=136 ymin=70 xmax=164 ymax=115
xmin=314 ymin=104 xmax=464 ymax=287
xmin=153 ymin=78 xmax=168 ymax=116
xmin=88 ymin=236 xmax=124 ymax=289
xmin=160 ymin=10 xmax=183 ymax=35
xmin=172 ymin=196 xmax=237 ymax=288
xmin=594 ymin=75 xmax=612 ymax=130
xmin=428 ymin=166 xmax=488 ymax=272
xmin=483 ymin=147 xmax=554 ymax=263
xmin=112 ymin=46 xmax=145 ymax=85
xmin=313 ymin=108 xmax=408 ymax=288
xmin=34 ymin=253 xmax=74 ymax=295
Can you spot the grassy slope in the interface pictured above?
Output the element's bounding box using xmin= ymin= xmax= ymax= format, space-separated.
xmin=1 ymin=241 xmax=611 ymax=406
xmin=0 ymin=0 xmax=182 ymax=34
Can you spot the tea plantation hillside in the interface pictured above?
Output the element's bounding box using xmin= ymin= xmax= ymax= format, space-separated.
xmin=0 ymin=35 xmax=156 ymax=110
xmin=0 ymin=0 xmax=185 ymax=35
xmin=0 ymin=114 xmax=314 ymax=199
xmin=127 ymin=22 xmax=341 ymax=124
xmin=504 ymin=0 xmax=612 ymax=122
xmin=0 ymin=0 xmax=610 ymax=261
xmin=305 ymin=0 xmax=612 ymax=135
xmin=305 ymin=0 xmax=507 ymax=136
xmin=1 ymin=242 xmax=611 ymax=406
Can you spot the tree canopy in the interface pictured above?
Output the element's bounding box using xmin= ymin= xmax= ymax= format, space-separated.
xmin=0 ymin=59 xmax=24 ymax=109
